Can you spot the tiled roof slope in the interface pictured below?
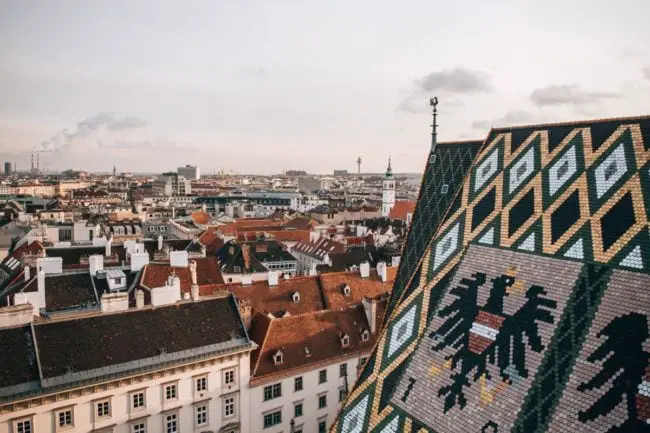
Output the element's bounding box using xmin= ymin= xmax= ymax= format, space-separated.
xmin=334 ymin=115 xmax=650 ymax=433
xmin=250 ymin=305 xmax=377 ymax=385
xmin=320 ymin=269 xmax=395 ymax=310
xmin=385 ymin=140 xmax=483 ymax=321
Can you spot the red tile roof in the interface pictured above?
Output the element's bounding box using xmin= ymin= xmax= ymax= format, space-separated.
xmin=249 ymin=305 xmax=378 ymax=384
xmin=228 ymin=276 xmax=325 ymax=316
xmin=319 ymin=269 xmax=395 ymax=310
xmin=139 ymin=256 xmax=224 ymax=294
xmin=389 ymin=200 xmax=416 ymax=221
xmin=292 ymin=238 xmax=345 ymax=260
xmin=11 ymin=241 xmax=44 ymax=260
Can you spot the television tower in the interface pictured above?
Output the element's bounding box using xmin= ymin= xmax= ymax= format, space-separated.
xmin=356 ymin=156 xmax=362 ymax=180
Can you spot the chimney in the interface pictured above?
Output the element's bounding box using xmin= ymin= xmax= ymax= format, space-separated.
xmin=191 ymin=284 xmax=200 ymax=302
xmin=37 ymin=266 xmax=45 ymax=296
xmin=362 ymin=297 xmax=378 ymax=334
xmin=158 ymin=234 xmax=163 ymax=251
xmin=377 ymin=261 xmax=387 ymax=282
xmin=189 ymin=260 xmax=198 ymax=286
xmin=24 ymin=265 xmax=30 ymax=282
xmin=360 ymin=261 xmax=370 ymax=279
xmin=268 ymin=271 xmax=279 ymax=287
xmin=136 ymin=289 xmax=145 ymax=309
xmin=101 ymin=292 xmax=129 ymax=313
xmin=89 ymin=254 xmax=104 ymax=276
xmin=130 ymin=252 xmax=149 ymax=272
xmin=238 ymin=299 xmax=252 ymax=330
xmin=105 ymin=235 xmax=113 ymax=257
xmin=242 ymin=244 xmax=251 ymax=270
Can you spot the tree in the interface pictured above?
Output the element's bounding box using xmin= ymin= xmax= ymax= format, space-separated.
xmin=578 ymin=313 xmax=650 ymax=432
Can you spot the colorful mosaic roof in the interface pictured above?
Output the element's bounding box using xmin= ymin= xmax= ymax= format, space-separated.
xmin=334 ymin=115 xmax=650 ymax=433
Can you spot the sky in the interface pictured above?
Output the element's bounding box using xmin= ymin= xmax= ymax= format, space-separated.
xmin=0 ymin=1 xmax=649 ymax=175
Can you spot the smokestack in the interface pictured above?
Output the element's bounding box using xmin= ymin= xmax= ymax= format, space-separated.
xmin=158 ymin=234 xmax=163 ymax=251
xmin=136 ymin=289 xmax=145 ymax=309
xmin=24 ymin=265 xmax=30 ymax=281
xmin=105 ymin=235 xmax=113 ymax=257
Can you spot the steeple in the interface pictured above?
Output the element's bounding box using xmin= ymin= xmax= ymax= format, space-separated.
xmin=385 ymin=156 xmax=393 ymax=178
xmin=430 ymin=96 xmax=439 ymax=153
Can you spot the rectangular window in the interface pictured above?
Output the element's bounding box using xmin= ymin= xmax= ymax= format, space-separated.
xmin=263 ymin=410 xmax=282 ymax=428
xmin=132 ymin=422 xmax=146 ymax=433
xmin=224 ymin=396 xmax=236 ymax=418
xmin=165 ymin=384 xmax=177 ymax=400
xmin=339 ymin=388 xmax=348 ymax=402
xmin=196 ymin=405 xmax=208 ymax=426
xmin=15 ymin=419 xmax=32 ymax=433
xmin=294 ymin=402 xmax=303 ymax=418
xmin=319 ymin=369 xmax=327 ymax=384
xmin=195 ymin=376 xmax=207 ymax=392
xmin=319 ymin=420 xmax=327 ymax=433
xmin=165 ymin=414 xmax=178 ymax=433
xmin=132 ymin=391 xmax=145 ymax=409
xmin=360 ymin=356 xmax=368 ymax=366
xmin=339 ymin=363 xmax=347 ymax=377
xmin=224 ymin=369 xmax=235 ymax=385
xmin=294 ymin=376 xmax=303 ymax=391
xmin=318 ymin=394 xmax=327 ymax=409
xmin=441 ymin=184 xmax=449 ymax=194
xmin=96 ymin=400 xmax=111 ymax=418
xmin=57 ymin=409 xmax=73 ymax=428
xmin=263 ymin=383 xmax=282 ymax=401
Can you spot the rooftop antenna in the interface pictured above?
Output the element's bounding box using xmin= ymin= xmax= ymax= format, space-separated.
xmin=430 ymin=97 xmax=439 ymax=154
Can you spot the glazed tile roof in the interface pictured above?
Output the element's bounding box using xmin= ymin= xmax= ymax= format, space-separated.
xmin=334 ymin=115 xmax=650 ymax=433
xmin=249 ymin=304 xmax=378 ymax=384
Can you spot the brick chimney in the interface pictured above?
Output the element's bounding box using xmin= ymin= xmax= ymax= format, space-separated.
xmin=238 ymin=299 xmax=252 ymax=330
xmin=242 ymin=244 xmax=251 ymax=271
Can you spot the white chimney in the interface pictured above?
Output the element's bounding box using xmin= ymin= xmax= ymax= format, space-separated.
xmin=360 ymin=261 xmax=370 ymax=279
xmin=158 ymin=234 xmax=163 ymax=251
xmin=268 ymin=271 xmax=279 ymax=287
xmin=36 ymin=257 xmax=63 ymax=275
xmin=105 ymin=236 xmax=113 ymax=256
xmin=130 ymin=252 xmax=149 ymax=272
xmin=189 ymin=260 xmax=198 ymax=286
xmin=377 ymin=261 xmax=387 ymax=282
xmin=24 ymin=265 xmax=30 ymax=282
xmin=37 ymin=266 xmax=45 ymax=297
xmin=136 ymin=289 xmax=145 ymax=309
xmin=191 ymin=284 xmax=200 ymax=302
xmin=151 ymin=272 xmax=182 ymax=307
xmin=362 ymin=297 xmax=378 ymax=334
xmin=89 ymin=255 xmax=104 ymax=276
xmin=170 ymin=250 xmax=189 ymax=267
xmin=101 ymin=292 xmax=129 ymax=313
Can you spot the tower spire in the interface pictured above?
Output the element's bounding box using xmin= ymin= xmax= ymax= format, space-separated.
xmin=386 ymin=156 xmax=393 ymax=178
xmin=430 ymin=97 xmax=439 ymax=153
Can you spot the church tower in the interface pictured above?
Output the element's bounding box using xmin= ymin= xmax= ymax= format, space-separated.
xmin=382 ymin=157 xmax=395 ymax=217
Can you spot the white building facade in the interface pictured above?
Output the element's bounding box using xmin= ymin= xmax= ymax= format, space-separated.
xmin=381 ymin=158 xmax=395 ymax=217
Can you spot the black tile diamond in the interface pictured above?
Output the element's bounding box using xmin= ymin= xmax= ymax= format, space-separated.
xmin=471 ymin=187 xmax=496 ymax=231
xmin=600 ymin=192 xmax=635 ymax=251
xmin=590 ymin=120 xmax=623 ymax=152
xmin=548 ymin=124 xmax=575 ymax=153
xmin=511 ymin=128 xmax=537 ymax=154
xmin=508 ymin=188 xmax=535 ymax=237
xmin=551 ymin=190 xmax=581 ymax=243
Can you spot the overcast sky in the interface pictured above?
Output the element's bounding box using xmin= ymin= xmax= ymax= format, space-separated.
xmin=1 ymin=1 xmax=649 ymax=174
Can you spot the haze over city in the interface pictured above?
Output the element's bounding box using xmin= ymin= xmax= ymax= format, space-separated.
xmin=1 ymin=0 xmax=649 ymax=174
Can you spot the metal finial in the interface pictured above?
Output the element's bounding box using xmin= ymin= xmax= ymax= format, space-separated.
xmin=430 ymin=97 xmax=439 ymax=153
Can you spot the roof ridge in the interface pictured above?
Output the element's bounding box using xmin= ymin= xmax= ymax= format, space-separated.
xmin=251 ymin=313 xmax=274 ymax=375
xmin=489 ymin=113 xmax=650 ymax=133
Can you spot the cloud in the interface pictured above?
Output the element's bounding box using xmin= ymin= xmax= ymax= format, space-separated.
xmin=643 ymin=67 xmax=650 ymax=81
xmin=529 ymin=84 xmax=621 ymax=107
xmin=35 ymin=112 xmax=149 ymax=152
xmin=472 ymin=110 xmax=538 ymax=130
xmin=398 ymin=67 xmax=492 ymax=113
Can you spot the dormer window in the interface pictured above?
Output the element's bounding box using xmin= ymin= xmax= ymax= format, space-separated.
xmin=292 ymin=292 xmax=300 ymax=303
xmin=304 ymin=347 xmax=311 ymax=358
xmin=273 ymin=350 xmax=283 ymax=366
xmin=342 ymin=284 xmax=351 ymax=296
xmin=360 ymin=329 xmax=370 ymax=342
xmin=340 ymin=333 xmax=350 ymax=348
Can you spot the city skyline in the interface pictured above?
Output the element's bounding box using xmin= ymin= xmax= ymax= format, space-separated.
xmin=1 ymin=1 xmax=649 ymax=174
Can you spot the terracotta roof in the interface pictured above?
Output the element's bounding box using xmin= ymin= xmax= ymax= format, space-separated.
xmin=191 ymin=210 xmax=211 ymax=225
xmin=292 ymin=237 xmax=345 ymax=259
xmin=230 ymin=276 xmax=326 ymax=316
xmin=388 ymin=200 xmax=416 ymax=221
xmin=250 ymin=305 xmax=377 ymax=382
xmin=11 ymin=240 xmax=44 ymax=260
xmin=282 ymin=217 xmax=315 ymax=230
xmin=319 ymin=269 xmax=394 ymax=310
xmin=140 ymin=256 xmax=223 ymax=294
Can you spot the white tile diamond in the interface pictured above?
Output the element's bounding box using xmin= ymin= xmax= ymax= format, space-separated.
xmin=548 ymin=145 xmax=578 ymax=197
xmin=380 ymin=416 xmax=400 ymax=433
xmin=474 ymin=148 xmax=499 ymax=192
xmin=564 ymin=238 xmax=584 ymax=259
xmin=478 ymin=227 xmax=495 ymax=245
xmin=433 ymin=222 xmax=460 ymax=270
xmin=509 ymin=145 xmax=536 ymax=194
xmin=620 ymin=245 xmax=643 ymax=269
xmin=518 ymin=232 xmax=536 ymax=251
xmin=594 ymin=143 xmax=628 ymax=199
xmin=341 ymin=395 xmax=369 ymax=433
xmin=388 ymin=305 xmax=417 ymax=358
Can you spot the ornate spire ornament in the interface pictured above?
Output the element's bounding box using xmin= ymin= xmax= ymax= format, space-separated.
xmin=430 ymin=96 xmax=439 ymax=153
